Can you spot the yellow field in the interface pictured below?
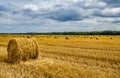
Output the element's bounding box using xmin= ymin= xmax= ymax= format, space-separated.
xmin=0 ymin=35 xmax=120 ymax=78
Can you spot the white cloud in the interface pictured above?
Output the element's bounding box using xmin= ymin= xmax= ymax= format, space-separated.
xmin=93 ymin=7 xmax=120 ymax=17
xmin=102 ymin=8 xmax=120 ymax=15
xmin=84 ymin=1 xmax=107 ymax=8
xmin=24 ymin=4 xmax=38 ymax=11
xmin=73 ymin=0 xmax=84 ymax=3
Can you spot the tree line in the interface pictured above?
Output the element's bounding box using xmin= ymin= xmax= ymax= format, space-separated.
xmin=0 ymin=30 xmax=120 ymax=35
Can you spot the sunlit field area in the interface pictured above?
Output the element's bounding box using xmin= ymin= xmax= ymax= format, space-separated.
xmin=0 ymin=35 xmax=120 ymax=78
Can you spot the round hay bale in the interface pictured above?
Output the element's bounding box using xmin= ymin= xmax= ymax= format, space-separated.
xmin=96 ymin=38 xmax=99 ymax=40
xmin=65 ymin=37 xmax=69 ymax=40
xmin=110 ymin=38 xmax=113 ymax=40
xmin=27 ymin=35 xmax=32 ymax=38
xmin=7 ymin=38 xmax=39 ymax=64
xmin=54 ymin=36 xmax=58 ymax=39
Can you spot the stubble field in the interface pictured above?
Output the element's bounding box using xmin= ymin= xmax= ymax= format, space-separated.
xmin=0 ymin=35 xmax=120 ymax=78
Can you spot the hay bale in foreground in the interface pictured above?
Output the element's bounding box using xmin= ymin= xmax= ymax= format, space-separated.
xmin=7 ymin=38 xmax=39 ymax=64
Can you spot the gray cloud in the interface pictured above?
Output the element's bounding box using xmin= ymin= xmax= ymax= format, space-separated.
xmin=75 ymin=0 xmax=107 ymax=9
xmin=93 ymin=8 xmax=120 ymax=17
xmin=22 ymin=5 xmax=89 ymax=22
xmin=99 ymin=20 xmax=120 ymax=25
xmin=0 ymin=5 xmax=9 ymax=12
xmin=112 ymin=20 xmax=120 ymax=24
xmin=101 ymin=0 xmax=120 ymax=7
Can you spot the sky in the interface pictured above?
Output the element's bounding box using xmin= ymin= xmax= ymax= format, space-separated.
xmin=0 ymin=0 xmax=120 ymax=33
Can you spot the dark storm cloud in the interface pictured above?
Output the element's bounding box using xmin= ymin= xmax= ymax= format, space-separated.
xmin=41 ymin=9 xmax=89 ymax=22
xmin=22 ymin=7 xmax=89 ymax=22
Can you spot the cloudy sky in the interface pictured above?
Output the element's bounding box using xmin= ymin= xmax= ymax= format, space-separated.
xmin=0 ymin=0 xmax=120 ymax=33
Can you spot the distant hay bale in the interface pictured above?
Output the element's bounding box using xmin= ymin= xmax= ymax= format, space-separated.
xmin=27 ymin=35 xmax=32 ymax=38
xmin=65 ymin=37 xmax=69 ymax=40
xmin=96 ymin=38 xmax=99 ymax=40
xmin=7 ymin=38 xmax=39 ymax=64
xmin=54 ymin=36 xmax=58 ymax=39
xmin=110 ymin=38 xmax=113 ymax=40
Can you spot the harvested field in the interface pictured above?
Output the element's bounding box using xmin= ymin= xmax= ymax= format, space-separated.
xmin=0 ymin=35 xmax=120 ymax=78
